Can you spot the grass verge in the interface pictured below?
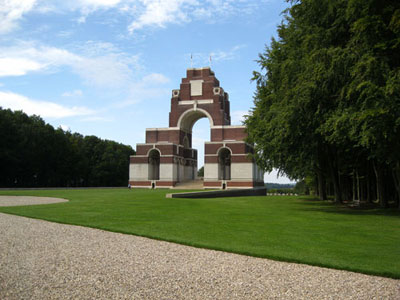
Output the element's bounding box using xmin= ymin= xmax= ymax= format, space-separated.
xmin=0 ymin=188 xmax=399 ymax=278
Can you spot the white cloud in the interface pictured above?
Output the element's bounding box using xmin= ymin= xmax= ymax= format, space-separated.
xmin=0 ymin=43 xmax=79 ymax=77
xmin=0 ymin=91 xmax=95 ymax=118
xmin=0 ymin=0 xmax=262 ymax=37
xmin=0 ymin=0 xmax=37 ymax=34
xmin=142 ymin=73 xmax=170 ymax=84
xmin=0 ymin=41 xmax=140 ymax=88
xmin=115 ymin=73 xmax=171 ymax=108
xmin=39 ymin=0 xmax=123 ymax=23
xmin=66 ymin=0 xmax=125 ymax=24
xmin=0 ymin=0 xmax=121 ymax=33
xmin=0 ymin=41 xmax=171 ymax=111
xmin=128 ymin=0 xmax=194 ymax=33
xmin=0 ymin=0 xmax=261 ymax=35
xmin=78 ymin=0 xmax=121 ymax=7
xmin=62 ymin=89 xmax=83 ymax=97
xmin=57 ymin=30 xmax=73 ymax=38
xmin=127 ymin=0 xmax=259 ymax=34
xmin=211 ymin=45 xmax=246 ymax=62
xmin=188 ymin=45 xmax=246 ymax=68
xmin=0 ymin=58 xmax=43 ymax=76
xmin=81 ymin=115 xmax=113 ymax=122
xmin=231 ymin=110 xmax=248 ymax=125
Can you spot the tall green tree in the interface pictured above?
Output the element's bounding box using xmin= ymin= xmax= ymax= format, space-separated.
xmin=0 ymin=108 xmax=135 ymax=187
xmin=246 ymin=0 xmax=400 ymax=207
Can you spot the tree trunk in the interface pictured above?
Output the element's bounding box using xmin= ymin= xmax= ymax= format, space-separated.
xmin=352 ymin=170 xmax=356 ymax=202
xmin=357 ymin=170 xmax=360 ymax=202
xmin=359 ymin=175 xmax=364 ymax=202
xmin=392 ymin=161 xmax=400 ymax=209
xmin=367 ymin=163 xmax=374 ymax=203
xmin=314 ymin=174 xmax=319 ymax=198
xmin=327 ymin=157 xmax=342 ymax=203
xmin=316 ymin=169 xmax=327 ymax=200
xmin=373 ymin=161 xmax=387 ymax=208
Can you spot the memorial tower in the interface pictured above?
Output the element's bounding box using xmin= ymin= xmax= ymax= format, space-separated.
xmin=129 ymin=67 xmax=264 ymax=189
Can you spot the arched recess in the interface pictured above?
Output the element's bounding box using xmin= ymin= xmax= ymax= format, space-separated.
xmin=218 ymin=147 xmax=231 ymax=180
xmin=177 ymin=108 xmax=213 ymax=183
xmin=177 ymin=108 xmax=214 ymax=133
xmin=148 ymin=149 xmax=160 ymax=180
xmin=183 ymin=135 xmax=190 ymax=149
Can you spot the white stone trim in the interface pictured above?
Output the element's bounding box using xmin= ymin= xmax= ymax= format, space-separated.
xmin=217 ymin=146 xmax=232 ymax=155
xmin=187 ymin=67 xmax=211 ymax=71
xmin=205 ymin=141 xmax=246 ymax=144
xmin=190 ymin=80 xmax=203 ymax=96
xmin=211 ymin=125 xmax=246 ymax=129
xmin=205 ymin=141 xmax=254 ymax=147
xmin=231 ymin=162 xmax=254 ymax=180
xmin=206 ymin=179 xmax=258 ymax=182
xmin=204 ymin=163 xmax=218 ymax=180
xmin=137 ymin=142 xmax=174 ymax=146
xmin=146 ymin=148 xmax=161 ymax=156
xmin=129 ymin=163 xmax=149 ymax=181
xmin=178 ymin=99 xmax=213 ymax=105
xmin=136 ymin=143 xmax=155 ymax=146
xmin=131 ymin=186 xmax=153 ymax=189
xmin=146 ymin=127 xmax=180 ymax=131
xmin=160 ymin=163 xmax=174 ymax=181
xmin=172 ymin=89 xmax=180 ymax=98
xmin=177 ymin=107 xmax=214 ymax=129
xmin=137 ymin=153 xmax=180 ymax=158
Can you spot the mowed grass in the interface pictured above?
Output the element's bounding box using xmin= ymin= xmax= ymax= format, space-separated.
xmin=0 ymin=188 xmax=399 ymax=278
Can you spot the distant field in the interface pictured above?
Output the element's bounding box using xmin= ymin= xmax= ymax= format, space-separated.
xmin=0 ymin=188 xmax=399 ymax=278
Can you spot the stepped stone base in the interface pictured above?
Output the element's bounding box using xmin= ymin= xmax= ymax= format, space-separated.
xmin=172 ymin=179 xmax=204 ymax=190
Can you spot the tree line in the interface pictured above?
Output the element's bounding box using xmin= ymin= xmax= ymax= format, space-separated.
xmin=246 ymin=0 xmax=400 ymax=207
xmin=0 ymin=108 xmax=135 ymax=187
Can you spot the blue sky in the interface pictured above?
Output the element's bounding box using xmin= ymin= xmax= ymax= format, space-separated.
xmin=0 ymin=0 xmax=294 ymax=183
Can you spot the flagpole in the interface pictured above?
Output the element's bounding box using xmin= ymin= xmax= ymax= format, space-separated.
xmin=190 ymin=54 xmax=193 ymax=68
xmin=209 ymin=55 xmax=212 ymax=68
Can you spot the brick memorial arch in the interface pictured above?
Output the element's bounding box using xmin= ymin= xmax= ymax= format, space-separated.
xmin=129 ymin=67 xmax=264 ymax=189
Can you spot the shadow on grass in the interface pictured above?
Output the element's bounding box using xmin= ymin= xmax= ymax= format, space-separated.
xmin=297 ymin=197 xmax=400 ymax=217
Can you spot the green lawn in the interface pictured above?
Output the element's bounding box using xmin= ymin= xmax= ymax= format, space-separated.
xmin=0 ymin=188 xmax=399 ymax=278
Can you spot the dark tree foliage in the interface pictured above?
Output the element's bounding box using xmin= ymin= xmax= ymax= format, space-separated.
xmin=246 ymin=0 xmax=400 ymax=207
xmin=0 ymin=108 xmax=135 ymax=187
xmin=197 ymin=166 xmax=204 ymax=177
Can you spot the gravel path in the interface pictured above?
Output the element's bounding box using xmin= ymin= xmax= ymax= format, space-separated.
xmin=0 ymin=195 xmax=68 ymax=206
xmin=0 ymin=202 xmax=399 ymax=299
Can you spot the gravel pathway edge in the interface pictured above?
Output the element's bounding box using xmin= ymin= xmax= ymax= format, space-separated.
xmin=0 ymin=195 xmax=68 ymax=206
xmin=0 ymin=196 xmax=399 ymax=299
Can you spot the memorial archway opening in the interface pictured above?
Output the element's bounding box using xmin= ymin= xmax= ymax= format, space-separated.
xmin=218 ymin=147 xmax=231 ymax=180
xmin=148 ymin=149 xmax=160 ymax=180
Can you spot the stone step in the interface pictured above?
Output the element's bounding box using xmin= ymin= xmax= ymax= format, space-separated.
xmin=173 ymin=179 xmax=204 ymax=189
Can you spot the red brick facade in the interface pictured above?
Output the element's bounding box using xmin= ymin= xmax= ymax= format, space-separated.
xmin=129 ymin=67 xmax=264 ymax=189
